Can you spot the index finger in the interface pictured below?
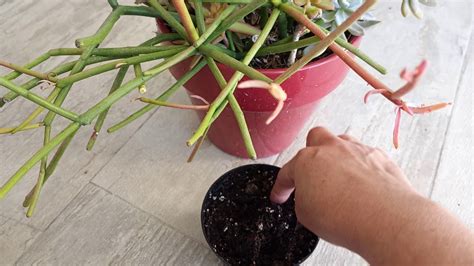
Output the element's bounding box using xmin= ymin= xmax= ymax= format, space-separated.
xmin=270 ymin=160 xmax=295 ymax=204
xmin=306 ymin=127 xmax=339 ymax=147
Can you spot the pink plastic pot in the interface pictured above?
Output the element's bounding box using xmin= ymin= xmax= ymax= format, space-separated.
xmin=157 ymin=21 xmax=361 ymax=158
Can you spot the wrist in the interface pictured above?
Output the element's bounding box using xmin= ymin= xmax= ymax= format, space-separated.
xmin=351 ymin=190 xmax=429 ymax=264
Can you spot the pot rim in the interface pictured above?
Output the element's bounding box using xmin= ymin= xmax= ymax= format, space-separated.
xmin=244 ymin=35 xmax=362 ymax=74
xmin=156 ymin=19 xmax=361 ymax=74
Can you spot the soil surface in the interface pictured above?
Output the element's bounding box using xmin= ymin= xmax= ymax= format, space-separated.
xmin=249 ymin=32 xmax=354 ymax=69
xmin=202 ymin=164 xmax=318 ymax=265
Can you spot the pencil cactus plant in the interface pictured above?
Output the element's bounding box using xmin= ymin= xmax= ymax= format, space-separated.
xmin=0 ymin=0 xmax=444 ymax=216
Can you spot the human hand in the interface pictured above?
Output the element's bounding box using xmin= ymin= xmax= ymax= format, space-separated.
xmin=270 ymin=127 xmax=474 ymax=264
xmin=270 ymin=127 xmax=418 ymax=253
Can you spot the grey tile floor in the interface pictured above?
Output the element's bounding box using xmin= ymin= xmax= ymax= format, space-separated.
xmin=0 ymin=0 xmax=472 ymax=264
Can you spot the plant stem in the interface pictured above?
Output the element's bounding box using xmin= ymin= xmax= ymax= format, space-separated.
xmin=226 ymin=31 xmax=236 ymax=51
xmin=256 ymin=30 xmax=386 ymax=74
xmin=139 ymin=97 xmax=209 ymax=110
xmin=49 ymin=45 xmax=186 ymax=58
xmin=47 ymin=6 xmax=130 ymax=127
xmin=3 ymin=53 xmax=50 ymax=81
xmin=81 ymin=47 xmax=196 ymax=124
xmin=193 ymin=0 xmax=256 ymax=158
xmin=206 ymin=0 xmax=268 ymax=44
xmin=43 ymin=47 xmax=96 ymax=127
xmin=194 ymin=0 xmax=207 ymax=34
xmin=279 ymin=1 xmax=401 ymax=107
xmin=228 ymin=22 xmax=262 ymax=36
xmin=86 ymin=32 xmax=182 ymax=148
xmin=202 ymin=0 xmax=252 ymax=3
xmin=172 ymin=0 xmax=200 ymax=42
xmin=0 ymin=123 xmax=43 ymax=134
xmin=86 ymin=66 xmax=129 ymax=151
xmin=0 ymin=122 xmax=80 ymax=199
xmin=133 ymin=64 xmax=147 ymax=94
xmin=206 ymin=57 xmax=257 ymax=158
xmin=75 ymin=7 xmax=124 ymax=48
xmin=1 ymin=34 xmax=167 ymax=106
xmin=44 ymin=131 xmax=77 ymax=183
xmin=108 ymin=60 xmax=207 ymax=133
xmin=11 ymin=87 xmax=61 ymax=134
xmin=0 ymin=77 xmax=80 ymax=123
xmin=277 ymin=12 xmax=289 ymax=38
xmin=122 ymin=5 xmax=190 ymax=23
xmin=188 ymin=8 xmax=280 ymax=148
xmin=257 ymin=34 xmax=317 ymax=55
xmin=56 ymin=47 xmax=186 ymax=87
xmin=0 ymin=60 xmax=57 ymax=82
xmin=319 ymin=27 xmax=386 ymax=74
xmin=143 ymin=46 xmax=196 ymax=76
xmin=200 ymin=44 xmax=272 ymax=82
xmin=23 ymin=128 xmax=79 ymax=208
xmin=1 ymin=35 xmax=180 ymax=88
xmin=140 ymin=33 xmax=182 ymax=46
xmin=108 ymin=0 xmax=118 ymax=9
xmin=25 ymin=125 xmax=50 ymax=216
xmin=275 ymin=0 xmax=376 ymax=84
xmin=1 ymin=56 xmax=115 ymax=106
xmin=147 ymin=0 xmax=189 ymax=41
xmin=195 ymin=5 xmax=239 ymax=47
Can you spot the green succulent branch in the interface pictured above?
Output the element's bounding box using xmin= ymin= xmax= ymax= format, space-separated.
xmin=193 ymin=0 xmax=256 ymax=158
xmin=86 ymin=66 xmax=129 ymax=151
xmin=107 ymin=60 xmax=207 ymax=133
xmin=0 ymin=122 xmax=81 ymax=199
xmin=0 ymin=123 xmax=43 ymax=134
xmin=3 ymin=0 xmax=435 ymax=217
xmin=187 ymin=8 xmax=280 ymax=146
xmin=1 ymin=56 xmax=118 ymax=106
xmin=0 ymin=77 xmax=81 ymax=122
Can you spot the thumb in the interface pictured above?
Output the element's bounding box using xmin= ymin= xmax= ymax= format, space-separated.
xmin=270 ymin=162 xmax=295 ymax=204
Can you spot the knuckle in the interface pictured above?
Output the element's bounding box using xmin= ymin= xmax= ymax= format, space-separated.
xmin=296 ymin=147 xmax=319 ymax=159
xmin=309 ymin=126 xmax=324 ymax=135
xmin=307 ymin=127 xmax=325 ymax=140
xmin=295 ymin=148 xmax=310 ymax=159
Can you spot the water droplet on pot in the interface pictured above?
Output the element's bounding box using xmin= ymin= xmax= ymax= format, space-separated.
xmin=258 ymin=223 xmax=263 ymax=231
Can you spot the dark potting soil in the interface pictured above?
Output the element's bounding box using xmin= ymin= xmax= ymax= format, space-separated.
xmin=159 ymin=18 xmax=353 ymax=69
xmin=202 ymin=164 xmax=318 ymax=265
xmin=249 ymin=32 xmax=355 ymax=69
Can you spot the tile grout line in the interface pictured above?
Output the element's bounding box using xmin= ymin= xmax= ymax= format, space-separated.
xmin=87 ymin=182 xmax=211 ymax=250
xmin=48 ymin=105 xmax=162 ymax=230
xmin=428 ymin=31 xmax=473 ymax=198
xmin=0 ymin=214 xmax=41 ymax=232
xmin=12 ymin=104 xmax=164 ymax=265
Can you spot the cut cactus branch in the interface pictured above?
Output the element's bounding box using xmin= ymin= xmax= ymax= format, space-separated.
xmin=0 ymin=60 xmax=58 ymax=82
xmin=138 ymin=97 xmax=210 ymax=110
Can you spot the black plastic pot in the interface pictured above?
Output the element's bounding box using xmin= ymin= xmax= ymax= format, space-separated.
xmin=201 ymin=164 xmax=319 ymax=265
